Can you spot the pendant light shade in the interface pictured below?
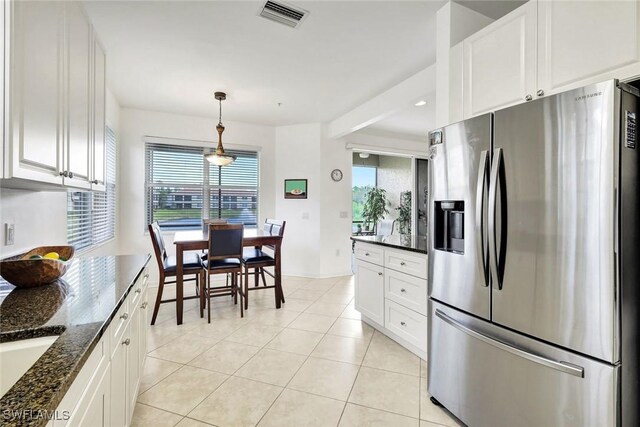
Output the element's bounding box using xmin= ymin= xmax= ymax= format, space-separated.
xmin=205 ymin=92 xmax=236 ymax=166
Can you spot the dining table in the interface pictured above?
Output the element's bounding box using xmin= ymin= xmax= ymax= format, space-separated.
xmin=172 ymin=228 xmax=283 ymax=325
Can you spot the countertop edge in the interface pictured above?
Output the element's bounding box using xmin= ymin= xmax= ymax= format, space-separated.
xmin=350 ymin=236 xmax=428 ymax=255
xmin=0 ymin=253 xmax=152 ymax=427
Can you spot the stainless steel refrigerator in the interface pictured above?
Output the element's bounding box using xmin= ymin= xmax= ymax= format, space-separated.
xmin=427 ymin=79 xmax=639 ymax=427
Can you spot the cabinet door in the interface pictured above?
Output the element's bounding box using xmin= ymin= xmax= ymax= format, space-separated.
xmin=64 ymin=1 xmax=91 ymax=188
xmin=73 ymin=365 xmax=111 ymax=427
xmin=8 ymin=1 xmax=64 ymax=184
xmin=354 ymin=259 xmax=384 ymax=325
xmin=537 ymin=1 xmax=640 ymax=95
xmin=127 ymin=306 xmax=141 ymax=423
xmin=463 ymin=1 xmax=537 ymax=118
xmin=91 ymin=36 xmax=106 ymax=191
xmin=110 ymin=322 xmax=129 ymax=427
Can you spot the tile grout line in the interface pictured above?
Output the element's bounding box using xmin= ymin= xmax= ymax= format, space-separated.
xmin=252 ymin=298 xmax=345 ymax=426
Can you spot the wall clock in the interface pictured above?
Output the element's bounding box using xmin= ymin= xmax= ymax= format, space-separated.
xmin=331 ymin=169 xmax=343 ymax=182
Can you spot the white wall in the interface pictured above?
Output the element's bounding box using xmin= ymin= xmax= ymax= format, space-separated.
xmin=274 ymin=124 xmax=353 ymax=278
xmin=0 ymin=189 xmax=67 ymax=257
xmin=116 ymin=108 xmax=277 ymax=271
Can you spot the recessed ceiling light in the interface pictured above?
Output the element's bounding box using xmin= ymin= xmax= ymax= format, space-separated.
xmin=415 ymin=100 xmax=427 ymax=107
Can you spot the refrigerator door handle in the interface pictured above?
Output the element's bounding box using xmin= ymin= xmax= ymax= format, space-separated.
xmin=475 ymin=150 xmax=490 ymax=286
xmin=435 ymin=309 xmax=585 ymax=378
xmin=488 ymin=148 xmax=502 ymax=289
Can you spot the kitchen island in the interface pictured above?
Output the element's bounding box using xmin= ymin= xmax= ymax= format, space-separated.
xmin=0 ymin=254 xmax=150 ymax=427
xmin=351 ymin=235 xmax=428 ymax=359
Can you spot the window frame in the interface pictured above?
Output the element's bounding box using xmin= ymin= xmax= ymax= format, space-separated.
xmin=67 ymin=126 xmax=117 ymax=252
xmin=144 ymin=141 xmax=260 ymax=231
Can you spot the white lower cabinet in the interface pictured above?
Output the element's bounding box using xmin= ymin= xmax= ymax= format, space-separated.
xmin=354 ymin=259 xmax=385 ymax=325
xmin=353 ymin=241 xmax=428 ymax=359
xmin=55 ymin=266 xmax=149 ymax=427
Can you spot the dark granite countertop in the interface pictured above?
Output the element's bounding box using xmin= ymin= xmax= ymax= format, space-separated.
xmin=351 ymin=234 xmax=428 ymax=254
xmin=0 ymin=254 xmax=151 ymax=427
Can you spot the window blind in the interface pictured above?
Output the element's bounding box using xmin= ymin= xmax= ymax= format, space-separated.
xmin=67 ymin=127 xmax=117 ymax=251
xmin=145 ymin=142 xmax=259 ymax=229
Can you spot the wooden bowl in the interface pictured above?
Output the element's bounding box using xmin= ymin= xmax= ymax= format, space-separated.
xmin=0 ymin=246 xmax=75 ymax=288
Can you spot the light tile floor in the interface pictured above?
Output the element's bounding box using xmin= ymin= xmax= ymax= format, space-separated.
xmin=133 ymin=275 xmax=463 ymax=427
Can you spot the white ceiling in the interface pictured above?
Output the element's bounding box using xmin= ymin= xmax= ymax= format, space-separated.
xmin=367 ymin=91 xmax=436 ymax=139
xmin=84 ymin=0 xmax=447 ymax=126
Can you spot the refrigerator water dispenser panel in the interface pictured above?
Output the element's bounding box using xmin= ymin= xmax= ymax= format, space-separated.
xmin=434 ymin=201 xmax=464 ymax=254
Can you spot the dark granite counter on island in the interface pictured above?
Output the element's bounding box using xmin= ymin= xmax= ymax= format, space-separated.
xmin=350 ymin=234 xmax=428 ymax=254
xmin=0 ymin=254 xmax=150 ymax=427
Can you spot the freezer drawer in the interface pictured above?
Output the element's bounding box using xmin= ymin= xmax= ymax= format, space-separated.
xmin=428 ymin=301 xmax=619 ymax=427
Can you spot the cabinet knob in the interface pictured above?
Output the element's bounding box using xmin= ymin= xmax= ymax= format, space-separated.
xmin=122 ymin=338 xmax=131 ymax=346
xmin=135 ymin=288 xmax=142 ymax=294
xmin=525 ymin=94 xmax=533 ymax=101
xmin=120 ymin=312 xmax=129 ymax=320
xmin=141 ymin=302 xmax=148 ymax=309
xmin=378 ymin=272 xmax=383 ymax=276
xmin=59 ymin=171 xmax=69 ymax=177
xmin=68 ymin=171 xmax=74 ymax=178
xmin=91 ymin=179 xmax=99 ymax=184
xmin=537 ymin=89 xmax=544 ymax=97
xmin=400 ymin=321 xmax=406 ymax=327
xmin=400 ymin=261 xmax=406 ymax=266
xmin=365 ymin=253 xmax=370 ymax=256
xmin=400 ymin=288 xmax=407 ymax=293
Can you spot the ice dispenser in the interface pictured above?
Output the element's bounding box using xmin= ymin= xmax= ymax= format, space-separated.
xmin=434 ymin=201 xmax=464 ymax=254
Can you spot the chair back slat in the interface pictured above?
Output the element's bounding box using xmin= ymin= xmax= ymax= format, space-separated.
xmin=262 ymin=222 xmax=273 ymax=233
xmin=148 ymin=222 xmax=167 ymax=271
xmin=263 ymin=219 xmax=286 ymax=251
xmin=208 ymin=223 xmax=244 ymax=260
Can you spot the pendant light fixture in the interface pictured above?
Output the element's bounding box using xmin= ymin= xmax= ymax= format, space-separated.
xmin=205 ymin=91 xmax=236 ymax=166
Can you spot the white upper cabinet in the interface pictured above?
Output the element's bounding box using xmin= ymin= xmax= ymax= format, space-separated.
xmin=92 ymin=37 xmax=107 ymax=191
xmin=65 ymin=1 xmax=92 ymax=189
xmin=3 ymin=1 xmax=106 ymax=190
xmin=463 ymin=1 xmax=537 ymax=118
xmin=7 ymin=1 xmax=65 ymax=185
xmin=537 ymin=0 xmax=640 ymax=96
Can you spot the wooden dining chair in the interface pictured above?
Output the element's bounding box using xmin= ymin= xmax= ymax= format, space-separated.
xmin=242 ymin=219 xmax=286 ymax=310
xmin=148 ymin=222 xmax=205 ymax=325
xmin=202 ymin=223 xmax=246 ymax=323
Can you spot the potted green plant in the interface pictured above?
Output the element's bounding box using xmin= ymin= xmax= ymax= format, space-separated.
xmin=396 ymin=191 xmax=412 ymax=235
xmin=362 ymin=187 xmax=389 ymax=233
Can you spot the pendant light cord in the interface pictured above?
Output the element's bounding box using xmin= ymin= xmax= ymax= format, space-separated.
xmin=218 ymin=98 xmax=223 ymax=126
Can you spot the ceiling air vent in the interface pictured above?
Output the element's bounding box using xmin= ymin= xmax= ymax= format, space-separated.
xmin=259 ymin=1 xmax=308 ymax=28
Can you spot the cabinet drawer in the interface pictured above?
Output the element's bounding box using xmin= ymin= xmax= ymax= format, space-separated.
xmin=385 ymin=299 xmax=428 ymax=353
xmin=355 ymin=243 xmax=384 ymax=266
xmin=109 ymin=297 xmax=130 ymax=359
xmin=384 ymin=248 xmax=427 ymax=279
xmin=384 ymin=269 xmax=427 ymax=315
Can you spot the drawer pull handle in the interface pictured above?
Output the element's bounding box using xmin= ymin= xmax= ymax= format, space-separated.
xmin=141 ymin=302 xmax=148 ymax=309
xmin=120 ymin=313 xmax=129 ymax=320
xmin=400 ymin=288 xmax=407 ymax=293
xmin=365 ymin=253 xmax=370 ymax=256
xmin=400 ymin=321 xmax=406 ymax=326
xmin=378 ymin=272 xmax=383 ymax=276
xmin=135 ymin=288 xmax=142 ymax=294
xmin=122 ymin=338 xmax=130 ymax=346
xmin=400 ymin=261 xmax=406 ymax=266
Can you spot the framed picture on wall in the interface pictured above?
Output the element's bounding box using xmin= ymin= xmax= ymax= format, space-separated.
xmin=284 ymin=179 xmax=308 ymax=199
